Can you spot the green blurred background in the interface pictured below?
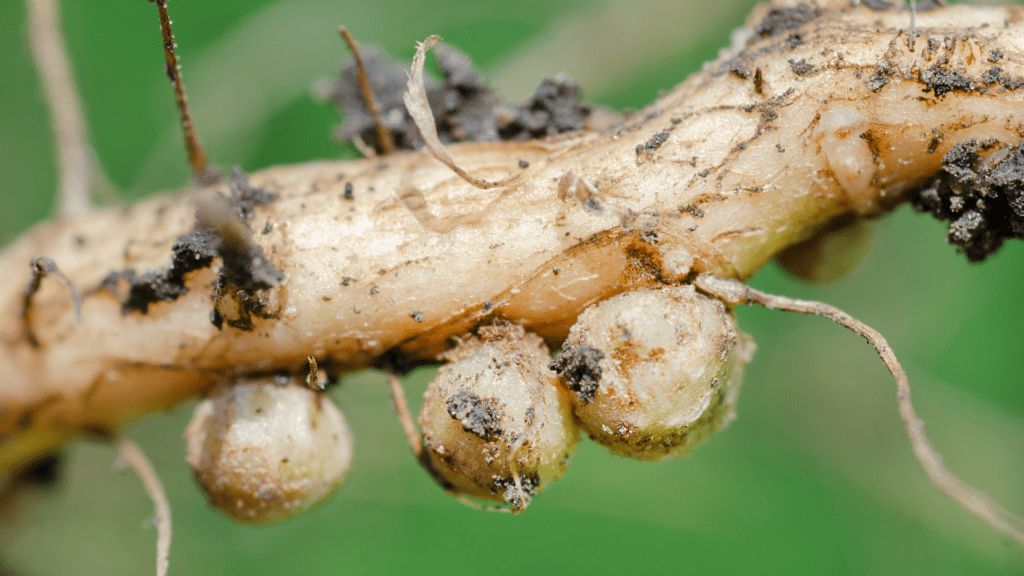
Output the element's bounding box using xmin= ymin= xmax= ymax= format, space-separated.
xmin=2 ymin=0 xmax=1023 ymax=574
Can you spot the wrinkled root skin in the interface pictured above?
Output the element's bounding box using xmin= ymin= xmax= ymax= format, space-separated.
xmin=2 ymin=0 xmax=1024 ymax=473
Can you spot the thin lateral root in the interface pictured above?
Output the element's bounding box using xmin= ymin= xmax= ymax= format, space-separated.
xmin=451 ymin=492 xmax=515 ymax=514
xmin=339 ymin=26 xmax=395 ymax=155
xmin=21 ymin=256 xmax=81 ymax=347
xmin=693 ymin=273 xmax=1024 ymax=548
xmin=26 ymin=0 xmax=93 ymax=218
xmin=383 ymin=368 xmax=511 ymax=513
xmin=384 ymin=368 xmax=422 ymax=457
xmin=114 ymin=436 xmax=171 ymax=576
xmin=402 ymin=36 xmax=518 ymax=190
xmin=148 ymin=0 xmax=219 ymax=185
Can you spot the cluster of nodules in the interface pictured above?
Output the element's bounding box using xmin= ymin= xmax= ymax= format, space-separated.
xmin=913 ymin=139 xmax=1024 ymax=262
xmin=185 ymin=285 xmax=754 ymax=522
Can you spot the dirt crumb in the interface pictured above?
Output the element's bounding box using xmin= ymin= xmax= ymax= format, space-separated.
xmin=920 ymin=65 xmax=976 ymax=97
xmin=754 ymin=4 xmax=820 ymax=39
xmin=636 ymin=130 xmax=670 ymax=156
xmin=911 ymin=139 xmax=1024 ymax=261
xmin=226 ymin=166 xmax=277 ymax=222
xmin=865 ymin=61 xmax=893 ymax=92
xmin=730 ymin=64 xmax=752 ymax=79
xmin=550 ymin=343 xmax=605 ymax=404
xmin=495 ymin=473 xmax=539 ymax=508
xmin=499 ymin=74 xmax=594 ymax=140
xmin=446 ymin=390 xmax=503 ymax=441
xmin=916 ymin=0 xmax=944 ymax=12
xmin=119 ymin=230 xmax=219 ymax=314
xmin=789 ymin=58 xmax=813 ymax=75
xmin=861 ymin=0 xmax=894 ymax=10
xmin=117 ymin=168 xmax=282 ymax=324
xmin=325 ymin=43 xmax=598 ymax=154
xmin=680 ymin=204 xmax=705 ymax=217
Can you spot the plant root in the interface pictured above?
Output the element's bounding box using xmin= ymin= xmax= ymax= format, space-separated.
xmin=693 ymin=272 xmax=1024 ymax=548
xmin=114 ymin=436 xmax=171 ymax=576
xmin=384 ymin=368 xmax=422 ymax=458
xmin=26 ymin=0 xmax=94 ymax=218
xmin=147 ymin=0 xmax=219 ymax=185
xmin=339 ymin=27 xmax=395 ymax=155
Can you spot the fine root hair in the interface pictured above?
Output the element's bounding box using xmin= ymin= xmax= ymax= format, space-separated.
xmin=114 ymin=436 xmax=171 ymax=576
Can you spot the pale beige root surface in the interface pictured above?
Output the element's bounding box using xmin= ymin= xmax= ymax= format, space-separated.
xmin=419 ymin=325 xmax=579 ymax=509
xmin=184 ymin=377 xmax=354 ymax=524
xmin=2 ymin=1 xmax=1024 ymax=473
xmin=556 ymin=285 xmax=753 ymax=461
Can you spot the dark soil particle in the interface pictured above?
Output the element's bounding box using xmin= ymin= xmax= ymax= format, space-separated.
xmin=988 ymin=49 xmax=1004 ymax=63
xmin=911 ymin=139 xmax=1024 ymax=261
xmin=326 ymin=43 xmax=595 ymax=153
xmin=865 ymin=62 xmax=893 ymax=92
xmin=754 ymin=4 xmax=820 ymax=38
xmin=636 ymin=130 xmax=670 ymax=156
xmin=446 ymin=390 xmax=503 ymax=441
xmin=121 ymin=230 xmax=219 ymax=314
xmin=495 ymin=473 xmax=539 ymax=508
xmin=980 ymin=66 xmax=1024 ymax=90
xmin=730 ymin=64 xmax=752 ymax=79
xmin=920 ymin=65 xmax=976 ymax=98
xmin=226 ymin=166 xmax=277 ymax=222
xmin=550 ymin=342 xmax=605 ymax=404
xmin=680 ymin=204 xmax=705 ymax=217
xmin=499 ymin=75 xmax=594 ymax=140
xmin=343 ymin=182 xmax=354 ymax=200
xmin=861 ymin=0 xmax=894 ymax=10
xmin=916 ymin=0 xmax=944 ymax=11
xmin=118 ymin=167 xmax=282 ymax=321
xmin=789 ymin=58 xmax=813 ymax=75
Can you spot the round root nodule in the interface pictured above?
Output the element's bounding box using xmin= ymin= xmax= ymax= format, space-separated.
xmin=184 ymin=375 xmax=354 ymax=524
xmin=551 ymin=285 xmax=754 ymax=461
xmin=419 ymin=324 xmax=580 ymax=511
